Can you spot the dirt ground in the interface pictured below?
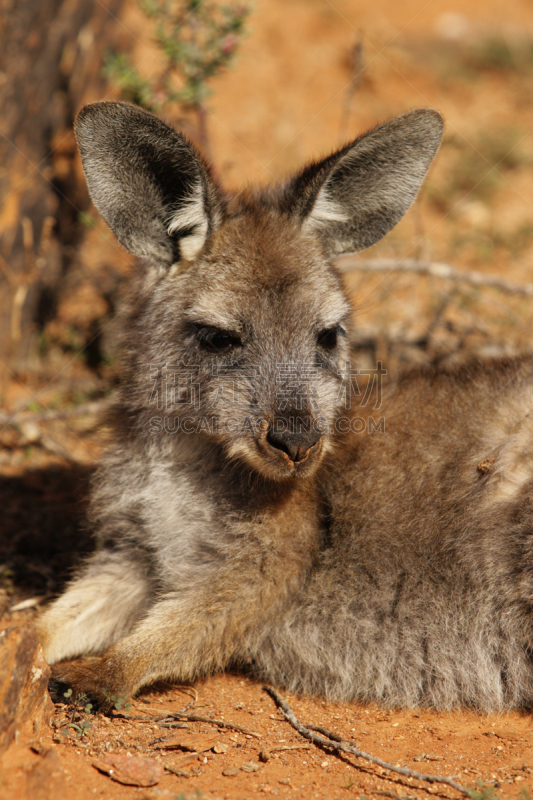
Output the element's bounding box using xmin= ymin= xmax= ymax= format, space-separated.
xmin=3 ymin=665 xmax=533 ymax=800
xmin=3 ymin=0 xmax=533 ymax=798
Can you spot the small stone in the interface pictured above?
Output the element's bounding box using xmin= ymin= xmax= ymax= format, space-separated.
xmin=241 ymin=761 xmax=261 ymax=773
xmin=92 ymin=754 xmax=164 ymax=787
xmin=222 ymin=767 xmax=240 ymax=777
xmin=259 ymin=750 xmax=270 ymax=762
xmin=321 ymin=761 xmax=329 ymax=768
xmin=279 ymin=777 xmax=291 ymax=785
xmin=213 ymin=742 xmax=229 ymax=754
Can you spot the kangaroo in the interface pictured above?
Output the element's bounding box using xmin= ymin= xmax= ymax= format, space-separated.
xmin=38 ymin=102 xmax=533 ymax=711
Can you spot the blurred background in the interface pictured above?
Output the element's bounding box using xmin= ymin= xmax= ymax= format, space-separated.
xmin=1 ymin=0 xmax=533 ymax=599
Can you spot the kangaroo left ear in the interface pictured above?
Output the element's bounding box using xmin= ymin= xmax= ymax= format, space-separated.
xmin=75 ymin=102 xmax=222 ymax=266
xmin=280 ymin=108 xmax=444 ymax=256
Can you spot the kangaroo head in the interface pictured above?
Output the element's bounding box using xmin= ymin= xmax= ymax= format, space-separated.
xmin=75 ymin=102 xmax=443 ymax=480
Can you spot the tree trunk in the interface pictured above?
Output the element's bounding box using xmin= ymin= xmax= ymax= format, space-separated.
xmin=0 ymin=0 xmax=123 ymax=379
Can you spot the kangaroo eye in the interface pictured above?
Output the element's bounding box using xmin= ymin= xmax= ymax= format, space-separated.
xmin=317 ymin=326 xmax=340 ymax=350
xmin=196 ymin=326 xmax=242 ymax=352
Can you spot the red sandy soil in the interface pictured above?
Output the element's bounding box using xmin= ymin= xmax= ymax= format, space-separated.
xmin=3 ymin=666 xmax=533 ymax=800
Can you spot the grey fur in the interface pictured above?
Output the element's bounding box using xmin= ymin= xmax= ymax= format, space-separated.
xmin=38 ymin=103 xmax=533 ymax=711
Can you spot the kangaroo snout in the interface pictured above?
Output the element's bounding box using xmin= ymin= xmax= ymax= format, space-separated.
xmin=266 ymin=419 xmax=322 ymax=464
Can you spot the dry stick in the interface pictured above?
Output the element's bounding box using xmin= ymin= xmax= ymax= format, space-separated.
xmin=336 ymin=256 xmax=533 ymax=298
xmin=339 ymin=36 xmax=365 ymax=142
xmin=264 ymin=687 xmax=470 ymax=797
xmin=117 ymin=711 xmax=260 ymax=738
xmin=270 ymin=744 xmax=311 ymax=753
xmin=163 ymin=712 xmax=261 ymax=738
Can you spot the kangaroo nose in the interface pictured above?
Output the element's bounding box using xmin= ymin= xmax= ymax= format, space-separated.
xmin=266 ymin=426 xmax=322 ymax=463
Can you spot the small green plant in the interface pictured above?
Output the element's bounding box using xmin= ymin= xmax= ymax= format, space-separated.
xmin=61 ymin=689 xmax=95 ymax=739
xmin=102 ymin=689 xmax=132 ymax=712
xmin=102 ymin=52 xmax=154 ymax=109
xmin=424 ymin=35 xmax=533 ymax=84
xmin=0 ymin=565 xmax=14 ymax=594
xmin=104 ymin=0 xmax=250 ymax=151
xmin=78 ymin=211 xmax=96 ymax=229
xmin=61 ymin=718 xmax=93 ymax=739
xmin=468 ymin=779 xmax=500 ymax=800
xmin=63 ymin=688 xmax=94 ymax=714
xmin=426 ymin=126 xmax=530 ymax=214
xmin=466 ymin=37 xmax=533 ymax=72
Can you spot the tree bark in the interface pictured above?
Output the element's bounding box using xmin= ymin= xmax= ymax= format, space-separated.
xmin=0 ymin=0 xmax=123 ymax=376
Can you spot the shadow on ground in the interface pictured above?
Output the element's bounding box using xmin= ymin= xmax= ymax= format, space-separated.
xmin=0 ymin=465 xmax=94 ymax=598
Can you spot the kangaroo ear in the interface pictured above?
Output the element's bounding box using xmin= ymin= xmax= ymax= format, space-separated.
xmin=282 ymin=108 xmax=444 ymax=256
xmin=75 ymin=102 xmax=221 ymax=265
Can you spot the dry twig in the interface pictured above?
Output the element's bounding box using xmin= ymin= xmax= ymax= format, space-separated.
xmin=339 ymin=36 xmax=365 ymax=141
xmin=264 ymin=686 xmax=470 ymax=796
xmin=117 ymin=710 xmax=260 ymax=738
xmin=164 ymin=712 xmax=261 ymax=738
xmin=337 ymin=256 xmax=533 ymax=298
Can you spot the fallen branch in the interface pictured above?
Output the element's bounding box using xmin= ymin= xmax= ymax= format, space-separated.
xmin=10 ymin=595 xmax=47 ymax=612
xmin=336 ymin=256 xmax=533 ymax=298
xmin=162 ymin=712 xmax=261 ymax=738
xmin=117 ymin=711 xmax=260 ymax=738
xmin=270 ymin=744 xmax=311 ymax=753
xmin=264 ymin=686 xmax=470 ymax=797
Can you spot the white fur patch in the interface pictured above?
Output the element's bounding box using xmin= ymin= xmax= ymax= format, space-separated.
xmin=319 ymin=297 xmax=351 ymax=328
xmin=38 ymin=558 xmax=150 ymax=663
xmin=167 ymin=182 xmax=209 ymax=261
xmin=184 ymin=304 xmax=240 ymax=331
xmin=179 ymin=228 xmax=209 ymax=261
xmin=303 ymin=189 xmax=349 ymax=232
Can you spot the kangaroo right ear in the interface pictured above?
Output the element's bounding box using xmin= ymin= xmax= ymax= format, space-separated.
xmin=281 ymin=108 xmax=444 ymax=256
xmin=75 ymin=102 xmax=221 ymax=266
